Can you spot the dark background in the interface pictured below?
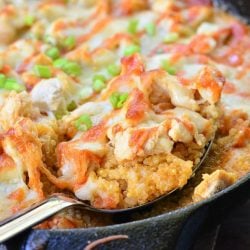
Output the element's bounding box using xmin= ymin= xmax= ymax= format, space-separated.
xmin=1 ymin=199 xmax=249 ymax=250
xmin=192 ymin=199 xmax=250 ymax=250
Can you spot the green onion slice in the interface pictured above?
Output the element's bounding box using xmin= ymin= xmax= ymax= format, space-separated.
xmin=163 ymin=32 xmax=179 ymax=44
xmin=107 ymin=64 xmax=121 ymax=76
xmin=0 ymin=74 xmax=6 ymax=88
xmin=53 ymin=58 xmax=68 ymax=68
xmin=34 ymin=65 xmax=52 ymax=78
xmin=124 ymin=44 xmax=141 ymax=56
xmin=93 ymin=74 xmax=106 ymax=82
xmin=54 ymin=58 xmax=81 ymax=77
xmin=4 ymin=78 xmax=25 ymax=92
xmin=24 ymin=15 xmax=35 ymax=26
xmin=128 ymin=19 xmax=139 ymax=34
xmin=145 ymin=22 xmax=156 ymax=36
xmin=63 ymin=61 xmax=81 ymax=77
xmin=161 ymin=60 xmax=177 ymax=75
xmin=44 ymin=35 xmax=56 ymax=45
xmin=74 ymin=114 xmax=92 ymax=131
xmin=62 ymin=36 xmax=76 ymax=50
xmin=92 ymin=79 xmax=106 ymax=92
xmin=109 ymin=92 xmax=129 ymax=109
xmin=0 ymin=74 xmax=25 ymax=92
xmin=45 ymin=47 xmax=60 ymax=60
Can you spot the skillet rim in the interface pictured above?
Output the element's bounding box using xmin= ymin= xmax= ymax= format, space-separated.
xmin=33 ymin=172 xmax=250 ymax=232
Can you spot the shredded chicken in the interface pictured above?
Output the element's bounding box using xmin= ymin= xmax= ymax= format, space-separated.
xmin=193 ymin=170 xmax=237 ymax=202
xmin=0 ymin=0 xmax=249 ymax=224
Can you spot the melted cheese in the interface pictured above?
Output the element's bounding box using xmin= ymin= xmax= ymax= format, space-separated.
xmin=0 ymin=0 xmax=249 ymax=214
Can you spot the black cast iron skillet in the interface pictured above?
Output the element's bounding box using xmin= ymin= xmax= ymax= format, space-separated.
xmin=2 ymin=1 xmax=250 ymax=249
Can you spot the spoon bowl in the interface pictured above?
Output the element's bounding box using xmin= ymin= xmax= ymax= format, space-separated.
xmin=0 ymin=139 xmax=214 ymax=243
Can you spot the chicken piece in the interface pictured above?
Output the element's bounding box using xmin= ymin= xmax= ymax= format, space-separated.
xmin=195 ymin=66 xmax=225 ymax=104
xmin=2 ymin=118 xmax=45 ymax=199
xmin=112 ymin=129 xmax=134 ymax=161
xmin=0 ymin=17 xmax=16 ymax=45
xmin=2 ymin=39 xmax=36 ymax=69
xmin=31 ymin=78 xmax=65 ymax=113
xmin=110 ymin=124 xmax=174 ymax=162
xmin=0 ymin=5 xmax=31 ymax=46
xmin=144 ymin=70 xmax=199 ymax=111
xmin=166 ymin=107 xmax=212 ymax=145
xmin=193 ymin=170 xmax=237 ymax=202
xmin=0 ymin=152 xmax=38 ymax=220
xmin=0 ymin=92 xmax=39 ymax=132
xmin=167 ymin=107 xmax=211 ymax=133
xmin=31 ymin=73 xmax=78 ymax=114
xmin=0 ymin=91 xmax=57 ymax=166
xmin=164 ymin=75 xmax=199 ymax=111
xmin=168 ymin=119 xmax=193 ymax=143
xmin=62 ymin=101 xmax=112 ymax=126
xmin=57 ymin=136 xmax=106 ymax=189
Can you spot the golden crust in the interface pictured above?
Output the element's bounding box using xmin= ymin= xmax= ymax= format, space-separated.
xmin=98 ymin=152 xmax=193 ymax=208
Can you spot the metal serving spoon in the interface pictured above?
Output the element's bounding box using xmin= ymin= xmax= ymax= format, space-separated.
xmin=0 ymin=139 xmax=213 ymax=243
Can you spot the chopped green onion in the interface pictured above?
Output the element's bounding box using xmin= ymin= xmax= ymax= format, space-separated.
xmin=109 ymin=93 xmax=119 ymax=108
xmin=53 ymin=58 xmax=68 ymax=68
xmin=63 ymin=61 xmax=81 ymax=77
xmin=127 ymin=19 xmax=139 ymax=34
xmin=109 ymin=92 xmax=129 ymax=109
xmin=93 ymin=74 xmax=106 ymax=82
xmin=92 ymin=79 xmax=106 ymax=92
xmin=163 ymin=32 xmax=179 ymax=44
xmin=124 ymin=44 xmax=141 ymax=56
xmin=74 ymin=114 xmax=92 ymax=131
xmin=54 ymin=58 xmax=81 ymax=77
xmin=45 ymin=47 xmax=60 ymax=60
xmin=161 ymin=60 xmax=177 ymax=75
xmin=0 ymin=75 xmax=25 ymax=92
xmin=24 ymin=15 xmax=35 ymax=26
xmin=107 ymin=64 xmax=121 ymax=76
xmin=145 ymin=22 xmax=156 ymax=36
xmin=4 ymin=78 xmax=25 ymax=92
xmin=34 ymin=65 xmax=52 ymax=78
xmin=67 ymin=101 xmax=77 ymax=111
xmin=0 ymin=74 xmax=6 ymax=88
xmin=44 ymin=35 xmax=56 ymax=45
xmin=62 ymin=36 xmax=76 ymax=50
xmin=117 ymin=93 xmax=129 ymax=108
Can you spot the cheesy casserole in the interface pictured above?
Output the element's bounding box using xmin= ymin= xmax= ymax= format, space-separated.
xmin=0 ymin=0 xmax=249 ymax=228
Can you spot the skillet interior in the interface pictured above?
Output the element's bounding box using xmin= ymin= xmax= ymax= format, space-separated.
xmin=2 ymin=0 xmax=250 ymax=249
xmin=26 ymin=0 xmax=250 ymax=249
xmin=12 ymin=172 xmax=250 ymax=250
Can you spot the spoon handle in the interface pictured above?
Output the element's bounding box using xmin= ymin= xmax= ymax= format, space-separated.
xmin=0 ymin=195 xmax=76 ymax=243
